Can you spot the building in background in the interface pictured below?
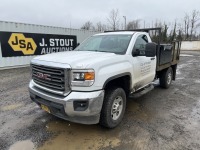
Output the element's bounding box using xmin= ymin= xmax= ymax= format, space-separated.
xmin=181 ymin=41 xmax=200 ymax=51
xmin=0 ymin=21 xmax=99 ymax=69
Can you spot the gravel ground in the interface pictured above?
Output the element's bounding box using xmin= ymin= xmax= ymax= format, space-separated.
xmin=0 ymin=51 xmax=200 ymax=150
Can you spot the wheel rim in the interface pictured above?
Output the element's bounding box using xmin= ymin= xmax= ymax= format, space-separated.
xmin=167 ymin=71 xmax=172 ymax=85
xmin=111 ymin=96 xmax=123 ymax=121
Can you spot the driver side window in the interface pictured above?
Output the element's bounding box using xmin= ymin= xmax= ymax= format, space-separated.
xmin=133 ymin=34 xmax=149 ymax=55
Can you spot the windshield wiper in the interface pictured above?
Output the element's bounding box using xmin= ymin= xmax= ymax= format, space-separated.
xmin=87 ymin=50 xmax=112 ymax=53
xmin=75 ymin=49 xmax=112 ymax=53
xmin=96 ymin=50 xmax=111 ymax=53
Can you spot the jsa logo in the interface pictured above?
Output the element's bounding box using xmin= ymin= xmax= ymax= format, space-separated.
xmin=8 ymin=33 xmax=37 ymax=55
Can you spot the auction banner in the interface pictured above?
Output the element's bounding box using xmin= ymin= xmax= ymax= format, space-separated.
xmin=0 ymin=31 xmax=77 ymax=57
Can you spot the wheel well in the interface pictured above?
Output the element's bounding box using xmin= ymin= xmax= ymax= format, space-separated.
xmin=104 ymin=75 xmax=131 ymax=95
xmin=156 ymin=65 xmax=177 ymax=80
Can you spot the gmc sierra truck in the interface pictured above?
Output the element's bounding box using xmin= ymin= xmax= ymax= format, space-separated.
xmin=29 ymin=28 xmax=181 ymax=128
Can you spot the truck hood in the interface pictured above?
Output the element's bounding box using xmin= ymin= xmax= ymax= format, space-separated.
xmin=32 ymin=51 xmax=119 ymax=69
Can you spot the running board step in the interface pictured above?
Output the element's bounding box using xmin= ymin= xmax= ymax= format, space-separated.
xmin=129 ymin=84 xmax=154 ymax=98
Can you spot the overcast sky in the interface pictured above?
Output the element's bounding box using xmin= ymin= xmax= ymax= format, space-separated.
xmin=0 ymin=0 xmax=199 ymax=29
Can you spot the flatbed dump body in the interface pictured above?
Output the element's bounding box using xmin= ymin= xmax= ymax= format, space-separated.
xmin=156 ymin=41 xmax=181 ymax=71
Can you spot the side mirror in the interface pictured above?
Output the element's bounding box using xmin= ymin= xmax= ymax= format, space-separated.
xmin=132 ymin=49 xmax=140 ymax=57
xmin=145 ymin=42 xmax=156 ymax=57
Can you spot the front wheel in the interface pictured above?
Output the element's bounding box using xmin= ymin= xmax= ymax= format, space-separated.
xmin=160 ymin=67 xmax=173 ymax=89
xmin=100 ymin=87 xmax=126 ymax=128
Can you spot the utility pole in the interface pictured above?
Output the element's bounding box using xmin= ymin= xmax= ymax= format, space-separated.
xmin=123 ymin=16 xmax=126 ymax=30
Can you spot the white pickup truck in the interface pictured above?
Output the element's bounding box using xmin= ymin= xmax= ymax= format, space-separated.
xmin=29 ymin=28 xmax=180 ymax=128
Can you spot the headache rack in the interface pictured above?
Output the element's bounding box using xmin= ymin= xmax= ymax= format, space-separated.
xmin=105 ymin=28 xmax=181 ymax=72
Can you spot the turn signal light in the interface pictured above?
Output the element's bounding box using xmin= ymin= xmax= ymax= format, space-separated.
xmin=85 ymin=72 xmax=95 ymax=80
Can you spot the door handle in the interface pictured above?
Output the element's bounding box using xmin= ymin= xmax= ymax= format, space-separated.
xmin=151 ymin=57 xmax=155 ymax=60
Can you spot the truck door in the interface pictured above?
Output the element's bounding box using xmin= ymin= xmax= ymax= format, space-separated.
xmin=131 ymin=34 xmax=156 ymax=90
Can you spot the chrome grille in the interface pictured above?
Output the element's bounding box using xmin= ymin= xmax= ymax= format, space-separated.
xmin=32 ymin=64 xmax=68 ymax=94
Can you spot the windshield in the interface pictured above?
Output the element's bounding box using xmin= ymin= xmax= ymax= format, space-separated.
xmin=75 ymin=34 xmax=132 ymax=54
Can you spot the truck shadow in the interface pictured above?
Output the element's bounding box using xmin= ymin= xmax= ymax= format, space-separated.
xmin=38 ymin=117 xmax=121 ymax=150
xmin=37 ymin=89 xmax=159 ymax=150
xmin=38 ymin=84 xmax=177 ymax=150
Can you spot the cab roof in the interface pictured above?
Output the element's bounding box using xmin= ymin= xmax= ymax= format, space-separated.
xmin=94 ymin=31 xmax=136 ymax=36
xmin=95 ymin=28 xmax=162 ymax=36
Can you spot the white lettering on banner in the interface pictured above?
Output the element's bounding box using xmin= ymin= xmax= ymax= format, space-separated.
xmin=41 ymin=47 xmax=73 ymax=55
xmin=39 ymin=38 xmax=75 ymax=55
xmin=39 ymin=38 xmax=46 ymax=46
xmin=60 ymin=39 xmax=64 ymax=46
xmin=40 ymin=38 xmax=74 ymax=47
xmin=54 ymin=39 xmax=59 ymax=46
xmin=48 ymin=39 xmax=74 ymax=47
xmin=50 ymin=39 xmax=55 ymax=46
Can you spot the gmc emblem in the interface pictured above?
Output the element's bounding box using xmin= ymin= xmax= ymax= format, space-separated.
xmin=36 ymin=72 xmax=51 ymax=80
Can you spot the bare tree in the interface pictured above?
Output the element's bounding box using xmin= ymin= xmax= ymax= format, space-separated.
xmin=153 ymin=20 xmax=163 ymax=37
xmin=81 ymin=21 xmax=94 ymax=30
xmin=190 ymin=10 xmax=200 ymax=40
xmin=162 ymin=23 xmax=169 ymax=42
xmin=197 ymin=22 xmax=200 ymax=28
xmin=176 ymin=22 xmax=184 ymax=41
xmin=154 ymin=20 xmax=163 ymax=28
xmin=120 ymin=23 xmax=124 ymax=30
xmin=171 ymin=20 xmax=177 ymax=42
xmin=150 ymin=21 xmax=168 ymax=43
xmin=96 ymin=22 xmax=107 ymax=31
xmin=183 ymin=13 xmax=190 ymax=40
xmin=126 ymin=19 xmax=141 ymax=30
xmin=107 ymin=9 xmax=120 ymax=31
xmin=96 ymin=22 xmax=102 ymax=31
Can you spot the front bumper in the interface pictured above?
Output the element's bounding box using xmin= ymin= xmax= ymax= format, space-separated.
xmin=29 ymin=80 xmax=105 ymax=124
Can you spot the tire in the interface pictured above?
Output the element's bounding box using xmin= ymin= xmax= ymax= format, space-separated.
xmin=100 ymin=87 xmax=126 ymax=128
xmin=159 ymin=67 xmax=173 ymax=89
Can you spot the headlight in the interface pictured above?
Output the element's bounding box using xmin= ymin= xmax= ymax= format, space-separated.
xmin=71 ymin=69 xmax=95 ymax=86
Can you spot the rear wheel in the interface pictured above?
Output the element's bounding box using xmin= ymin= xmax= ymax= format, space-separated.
xmin=160 ymin=67 xmax=173 ymax=89
xmin=100 ymin=87 xmax=126 ymax=128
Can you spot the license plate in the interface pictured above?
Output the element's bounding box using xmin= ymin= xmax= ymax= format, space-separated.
xmin=41 ymin=104 xmax=50 ymax=113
